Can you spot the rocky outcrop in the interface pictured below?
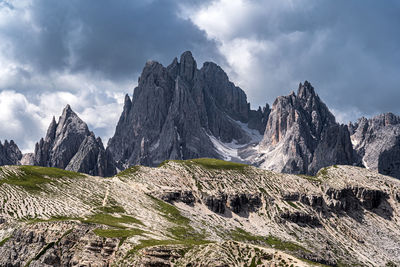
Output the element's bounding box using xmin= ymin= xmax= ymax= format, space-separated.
xmin=201 ymin=193 xmax=261 ymax=215
xmin=280 ymin=211 xmax=321 ymax=227
xmin=350 ymin=113 xmax=400 ymax=179
xmin=0 ymin=161 xmax=400 ymax=266
xmin=256 ymin=81 xmax=355 ymax=175
xmin=0 ymin=140 xmax=22 ymax=166
xmin=33 ymin=105 xmax=116 ymax=177
xmin=158 ymin=190 xmax=195 ymax=205
xmin=107 ymin=51 xmax=269 ymax=169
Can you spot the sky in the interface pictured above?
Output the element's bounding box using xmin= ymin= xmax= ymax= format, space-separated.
xmin=0 ymin=0 xmax=399 ymax=152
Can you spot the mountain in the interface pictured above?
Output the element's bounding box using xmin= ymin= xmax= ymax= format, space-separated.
xmin=33 ymin=105 xmax=116 ymax=177
xmin=2 ymin=51 xmax=399 ymax=180
xmin=0 ymin=160 xmax=399 ymax=266
xmin=253 ymin=81 xmax=355 ymax=175
xmin=107 ymin=51 xmax=269 ymax=169
xmin=0 ymin=140 xmax=22 ymax=165
xmin=350 ymin=112 xmax=400 ymax=179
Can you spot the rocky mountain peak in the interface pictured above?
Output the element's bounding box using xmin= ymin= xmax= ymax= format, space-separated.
xmin=350 ymin=112 xmax=400 ymax=178
xmin=107 ymin=51 xmax=265 ymax=168
xmin=258 ymin=81 xmax=354 ymax=175
xmin=0 ymin=139 xmax=22 ymax=166
xmin=179 ymin=51 xmax=197 ymax=82
xmin=371 ymin=112 xmax=400 ymax=127
xmin=33 ymin=105 xmax=116 ymax=176
xmin=297 ymin=80 xmax=316 ymax=99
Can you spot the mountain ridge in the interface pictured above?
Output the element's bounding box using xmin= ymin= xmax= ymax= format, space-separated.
xmin=1 ymin=51 xmax=399 ymax=179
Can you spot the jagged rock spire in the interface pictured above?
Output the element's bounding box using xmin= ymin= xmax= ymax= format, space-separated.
xmin=351 ymin=112 xmax=400 ymax=178
xmin=107 ymin=51 xmax=265 ymax=168
xmin=258 ymin=81 xmax=354 ymax=175
xmin=0 ymin=139 xmax=22 ymax=166
xmin=33 ymin=105 xmax=116 ymax=177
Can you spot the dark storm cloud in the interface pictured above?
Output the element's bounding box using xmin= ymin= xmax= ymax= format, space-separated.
xmin=197 ymin=0 xmax=400 ymax=121
xmin=0 ymin=0 xmax=399 ymax=151
xmin=1 ymin=0 xmax=219 ymax=81
xmin=0 ymin=0 xmax=218 ymax=151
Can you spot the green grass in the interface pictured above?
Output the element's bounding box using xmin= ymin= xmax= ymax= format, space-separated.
xmin=115 ymin=166 xmax=141 ymax=177
xmin=96 ymin=205 xmax=126 ymax=213
xmin=287 ymin=201 xmax=299 ymax=209
xmin=93 ymin=228 xmax=145 ymax=238
xmin=0 ymin=166 xmax=84 ymax=192
xmin=148 ymin=194 xmax=209 ymax=244
xmin=230 ymin=228 xmax=308 ymax=253
xmin=0 ymin=236 xmax=10 ymax=246
xmin=160 ymin=158 xmax=249 ymax=171
xmin=82 ymin=213 xmax=144 ymax=228
xmin=149 ymin=194 xmax=190 ymax=225
xmin=298 ymin=174 xmax=322 ymax=183
xmin=317 ymin=168 xmax=329 ymax=177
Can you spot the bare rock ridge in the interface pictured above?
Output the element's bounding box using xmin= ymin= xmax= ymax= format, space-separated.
xmin=0 ymin=140 xmax=22 ymax=165
xmin=33 ymin=105 xmax=116 ymax=177
xmin=106 ymin=51 xmax=399 ymax=177
xmin=350 ymin=112 xmax=400 ymax=179
xmin=255 ymin=81 xmax=355 ymax=175
xmin=1 ymin=51 xmax=399 ymax=179
xmin=107 ymin=51 xmax=269 ymax=169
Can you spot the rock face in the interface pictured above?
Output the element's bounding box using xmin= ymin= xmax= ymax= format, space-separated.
xmin=256 ymin=81 xmax=355 ymax=175
xmin=33 ymin=105 xmax=116 ymax=177
xmin=0 ymin=140 xmax=22 ymax=165
xmin=350 ymin=113 xmax=400 ymax=178
xmin=0 ymin=161 xmax=400 ymax=266
xmin=107 ymin=51 xmax=268 ymax=168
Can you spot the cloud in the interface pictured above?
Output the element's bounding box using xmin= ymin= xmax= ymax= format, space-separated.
xmin=0 ymin=90 xmax=45 ymax=152
xmin=0 ymin=88 xmax=123 ymax=153
xmin=1 ymin=0 xmax=399 ymax=151
xmin=0 ymin=0 xmax=219 ymax=151
xmin=185 ymin=0 xmax=400 ymax=122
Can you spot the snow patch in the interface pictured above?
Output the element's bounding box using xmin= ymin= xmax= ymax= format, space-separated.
xmin=208 ymin=134 xmax=242 ymax=161
xmin=231 ymin=119 xmax=263 ymax=143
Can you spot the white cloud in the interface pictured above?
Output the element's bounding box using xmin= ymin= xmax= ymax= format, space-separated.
xmin=183 ymin=0 xmax=400 ymax=119
xmin=0 ymin=90 xmax=45 ymax=153
xmin=0 ymin=86 xmax=125 ymax=153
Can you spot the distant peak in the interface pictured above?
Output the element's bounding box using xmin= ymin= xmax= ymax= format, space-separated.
xmin=180 ymin=51 xmax=194 ymax=61
xmin=179 ymin=51 xmax=197 ymax=81
xmin=64 ymin=104 xmax=72 ymax=111
xmin=124 ymin=93 xmax=131 ymax=104
xmin=60 ymin=104 xmax=81 ymax=122
xmin=297 ymin=80 xmax=316 ymax=99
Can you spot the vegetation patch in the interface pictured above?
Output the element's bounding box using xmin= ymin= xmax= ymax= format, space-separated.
xmin=287 ymin=201 xmax=299 ymax=209
xmin=115 ymin=166 xmax=141 ymax=177
xmin=317 ymin=168 xmax=329 ymax=177
xmin=298 ymin=174 xmax=322 ymax=183
xmin=230 ymin=228 xmax=308 ymax=253
xmin=93 ymin=228 xmax=145 ymax=238
xmin=258 ymin=187 xmax=267 ymax=194
xmin=83 ymin=213 xmax=144 ymax=228
xmin=149 ymin=194 xmax=209 ymax=244
xmin=0 ymin=236 xmax=11 ymax=247
xmin=149 ymin=194 xmax=190 ymax=225
xmin=126 ymin=238 xmax=209 ymax=258
xmin=160 ymin=158 xmax=248 ymax=171
xmin=96 ymin=205 xmax=126 ymax=213
xmin=0 ymin=166 xmax=84 ymax=192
